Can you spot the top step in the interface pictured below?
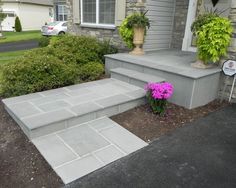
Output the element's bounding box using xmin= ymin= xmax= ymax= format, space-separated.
xmin=111 ymin=67 xmax=165 ymax=88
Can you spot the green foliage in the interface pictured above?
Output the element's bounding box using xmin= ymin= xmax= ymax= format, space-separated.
xmin=196 ymin=16 xmax=233 ymax=63
xmin=78 ymin=62 xmax=104 ymax=82
xmin=0 ymin=55 xmax=78 ymax=97
xmin=98 ymin=40 xmax=118 ymax=62
xmin=126 ymin=11 xmax=150 ymax=29
xmin=146 ymin=91 xmax=167 ymax=115
xmin=119 ymin=12 xmax=150 ymax=49
xmin=191 ymin=13 xmax=219 ymax=36
xmin=119 ymin=17 xmax=134 ymax=49
xmin=15 ymin=16 xmax=22 ymax=32
xmin=0 ymin=35 xmax=116 ymax=97
xmin=38 ymin=36 xmax=50 ymax=47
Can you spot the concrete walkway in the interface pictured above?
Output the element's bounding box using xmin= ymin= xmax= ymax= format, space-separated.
xmin=33 ymin=117 xmax=147 ymax=184
xmin=67 ymin=104 xmax=236 ymax=188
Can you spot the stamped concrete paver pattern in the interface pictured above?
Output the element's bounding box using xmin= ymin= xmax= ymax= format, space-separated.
xmin=32 ymin=117 xmax=148 ymax=184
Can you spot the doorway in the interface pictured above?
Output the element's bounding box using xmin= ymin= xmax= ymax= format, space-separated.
xmin=182 ymin=0 xmax=232 ymax=52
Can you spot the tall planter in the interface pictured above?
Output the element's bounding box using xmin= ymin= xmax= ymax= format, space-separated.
xmin=129 ymin=26 xmax=145 ymax=55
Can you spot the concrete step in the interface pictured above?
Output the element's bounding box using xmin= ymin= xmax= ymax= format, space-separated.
xmin=3 ymin=79 xmax=146 ymax=140
xmin=111 ymin=67 xmax=165 ymax=88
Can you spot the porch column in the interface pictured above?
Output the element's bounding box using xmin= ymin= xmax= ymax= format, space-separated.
xmin=228 ymin=1 xmax=236 ymax=60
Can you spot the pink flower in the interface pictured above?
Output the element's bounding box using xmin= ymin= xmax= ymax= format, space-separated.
xmin=145 ymin=82 xmax=174 ymax=100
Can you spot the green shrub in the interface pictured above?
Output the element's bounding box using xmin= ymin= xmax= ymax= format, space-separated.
xmin=38 ymin=36 xmax=50 ymax=47
xmin=50 ymin=35 xmax=102 ymax=64
xmin=15 ymin=16 xmax=22 ymax=32
xmin=196 ymin=16 xmax=233 ymax=63
xmin=98 ymin=40 xmax=118 ymax=63
xmin=0 ymin=35 xmax=117 ymax=97
xmin=78 ymin=62 xmax=104 ymax=82
xmin=0 ymin=55 xmax=78 ymax=97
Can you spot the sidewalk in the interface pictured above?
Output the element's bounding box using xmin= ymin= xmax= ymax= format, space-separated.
xmin=68 ymin=104 xmax=236 ymax=188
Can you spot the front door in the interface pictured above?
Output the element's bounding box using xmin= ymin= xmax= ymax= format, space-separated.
xmin=182 ymin=0 xmax=232 ymax=52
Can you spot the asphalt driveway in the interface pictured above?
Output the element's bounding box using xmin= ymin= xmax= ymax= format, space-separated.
xmin=0 ymin=40 xmax=38 ymax=52
xmin=67 ymin=104 xmax=236 ymax=188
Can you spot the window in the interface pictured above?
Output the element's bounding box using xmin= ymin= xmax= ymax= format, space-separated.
xmin=81 ymin=0 xmax=116 ymax=26
xmin=56 ymin=4 xmax=68 ymax=21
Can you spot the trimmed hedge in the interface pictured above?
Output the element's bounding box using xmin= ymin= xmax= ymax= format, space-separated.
xmin=0 ymin=35 xmax=118 ymax=97
xmin=78 ymin=62 xmax=104 ymax=82
xmin=1 ymin=55 xmax=78 ymax=97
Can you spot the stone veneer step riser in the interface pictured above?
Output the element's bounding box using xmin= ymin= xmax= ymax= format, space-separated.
xmin=106 ymin=57 xmax=221 ymax=109
xmin=5 ymin=97 xmax=146 ymax=139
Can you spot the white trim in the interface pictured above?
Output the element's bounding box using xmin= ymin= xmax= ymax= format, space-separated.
xmin=182 ymin=0 xmax=197 ymax=52
xmin=80 ymin=23 xmax=116 ymax=30
xmin=96 ymin=0 xmax=99 ymax=24
xmin=80 ymin=0 xmax=115 ymax=27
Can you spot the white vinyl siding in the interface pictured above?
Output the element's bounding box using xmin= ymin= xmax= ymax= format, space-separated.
xmin=144 ymin=0 xmax=176 ymax=51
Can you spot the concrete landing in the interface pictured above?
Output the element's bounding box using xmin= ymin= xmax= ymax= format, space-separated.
xmin=32 ymin=117 xmax=148 ymax=184
xmin=3 ymin=79 xmax=146 ymax=139
xmin=105 ymin=50 xmax=222 ymax=109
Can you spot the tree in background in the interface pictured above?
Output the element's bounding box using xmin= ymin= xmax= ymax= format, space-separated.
xmin=15 ymin=16 xmax=22 ymax=32
xmin=0 ymin=0 xmax=6 ymax=37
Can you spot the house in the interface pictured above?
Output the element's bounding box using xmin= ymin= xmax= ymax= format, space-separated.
xmin=53 ymin=0 xmax=68 ymax=21
xmin=66 ymin=0 xmax=236 ymax=107
xmin=1 ymin=0 xmax=54 ymax=31
xmin=66 ymin=0 xmax=235 ymax=53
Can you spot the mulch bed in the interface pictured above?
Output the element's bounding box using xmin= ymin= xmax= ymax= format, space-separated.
xmin=0 ymin=98 xmax=63 ymax=188
xmin=111 ymin=100 xmax=229 ymax=142
xmin=0 ymin=96 xmax=229 ymax=187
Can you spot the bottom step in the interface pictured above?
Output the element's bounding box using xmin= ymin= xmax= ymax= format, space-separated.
xmin=111 ymin=68 xmax=165 ymax=88
xmin=33 ymin=117 xmax=148 ymax=184
xmin=3 ymin=79 xmax=146 ymax=140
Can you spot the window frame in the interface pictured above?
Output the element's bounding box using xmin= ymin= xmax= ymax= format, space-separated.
xmin=80 ymin=0 xmax=116 ymax=28
xmin=57 ymin=4 xmax=68 ymax=21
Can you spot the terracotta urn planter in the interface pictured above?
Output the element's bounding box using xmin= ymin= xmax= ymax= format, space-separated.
xmin=191 ymin=59 xmax=214 ymax=69
xmin=129 ymin=26 xmax=145 ymax=55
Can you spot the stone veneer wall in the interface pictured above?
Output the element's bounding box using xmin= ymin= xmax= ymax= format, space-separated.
xmin=219 ymin=2 xmax=236 ymax=103
xmin=66 ymin=0 xmax=146 ymax=51
xmin=171 ymin=0 xmax=189 ymax=49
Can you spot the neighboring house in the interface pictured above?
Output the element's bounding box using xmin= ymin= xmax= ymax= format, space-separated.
xmin=67 ymin=0 xmax=233 ymax=51
xmin=1 ymin=0 xmax=53 ymax=31
xmin=53 ymin=0 xmax=68 ymax=21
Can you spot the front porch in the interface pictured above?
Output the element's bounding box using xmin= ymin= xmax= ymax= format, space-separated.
xmin=105 ymin=49 xmax=222 ymax=109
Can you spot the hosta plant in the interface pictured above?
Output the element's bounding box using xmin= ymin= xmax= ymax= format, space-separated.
xmin=145 ymin=82 xmax=174 ymax=115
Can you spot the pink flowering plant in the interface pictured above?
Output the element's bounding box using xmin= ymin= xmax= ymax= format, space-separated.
xmin=145 ymin=82 xmax=174 ymax=114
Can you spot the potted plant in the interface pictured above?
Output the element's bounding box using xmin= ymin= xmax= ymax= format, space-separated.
xmin=119 ymin=11 xmax=150 ymax=55
xmin=191 ymin=13 xmax=233 ymax=68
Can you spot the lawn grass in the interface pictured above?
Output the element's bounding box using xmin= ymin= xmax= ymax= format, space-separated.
xmin=0 ymin=30 xmax=41 ymax=43
xmin=0 ymin=50 xmax=26 ymax=65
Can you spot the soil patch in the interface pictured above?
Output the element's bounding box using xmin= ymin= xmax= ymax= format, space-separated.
xmin=111 ymin=100 xmax=229 ymax=142
xmin=0 ymin=98 xmax=63 ymax=188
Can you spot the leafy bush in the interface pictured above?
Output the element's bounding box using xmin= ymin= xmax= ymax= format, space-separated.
xmin=38 ymin=36 xmax=50 ymax=47
xmin=0 ymin=55 xmax=78 ymax=97
xmin=15 ymin=16 xmax=22 ymax=32
xmin=98 ymin=40 xmax=118 ymax=62
xmin=0 ymin=35 xmax=117 ymax=97
xmin=196 ymin=16 xmax=233 ymax=63
xmin=119 ymin=12 xmax=150 ymax=49
xmin=145 ymin=82 xmax=174 ymax=115
xmin=191 ymin=13 xmax=219 ymax=36
xmin=77 ymin=62 xmax=104 ymax=82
